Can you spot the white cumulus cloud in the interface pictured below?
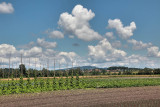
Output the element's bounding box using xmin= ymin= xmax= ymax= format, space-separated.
xmin=48 ymin=30 xmax=64 ymax=39
xmin=88 ymin=38 xmax=126 ymax=63
xmin=0 ymin=44 xmax=16 ymax=57
xmin=111 ymin=40 xmax=122 ymax=48
xmin=107 ymin=19 xmax=136 ymax=39
xmin=105 ymin=32 xmax=115 ymax=39
xmin=20 ymin=47 xmax=42 ymax=58
xmin=69 ymin=35 xmax=74 ymax=39
xmin=58 ymin=52 xmax=78 ymax=63
xmin=0 ymin=2 xmax=14 ymax=14
xmin=127 ymin=39 xmax=152 ymax=50
xmin=37 ymin=38 xmax=57 ymax=49
xmin=147 ymin=46 xmax=160 ymax=57
xmin=58 ymin=4 xmax=102 ymax=41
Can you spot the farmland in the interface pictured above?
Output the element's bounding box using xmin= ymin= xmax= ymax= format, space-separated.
xmin=1 ymin=68 xmax=160 ymax=106
xmin=1 ymin=75 xmax=160 ymax=95
xmin=0 ymin=86 xmax=160 ymax=107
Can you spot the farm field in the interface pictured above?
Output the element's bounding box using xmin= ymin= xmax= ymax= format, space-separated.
xmin=1 ymin=75 xmax=160 ymax=106
xmin=0 ymin=86 xmax=160 ymax=107
xmin=1 ymin=0 xmax=160 ymax=106
xmin=1 ymin=76 xmax=160 ymax=95
xmin=1 ymin=74 xmax=160 ymax=81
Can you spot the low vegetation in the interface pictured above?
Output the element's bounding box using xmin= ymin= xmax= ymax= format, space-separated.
xmin=0 ymin=65 xmax=160 ymax=95
xmin=1 ymin=75 xmax=160 ymax=95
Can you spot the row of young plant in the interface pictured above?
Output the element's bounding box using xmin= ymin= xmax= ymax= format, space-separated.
xmin=1 ymin=74 xmax=160 ymax=95
xmin=0 ymin=72 xmax=86 ymax=95
xmin=84 ymin=78 xmax=160 ymax=88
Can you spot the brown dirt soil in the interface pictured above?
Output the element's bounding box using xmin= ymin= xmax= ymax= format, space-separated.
xmin=0 ymin=86 xmax=160 ymax=107
xmin=1 ymin=75 xmax=160 ymax=81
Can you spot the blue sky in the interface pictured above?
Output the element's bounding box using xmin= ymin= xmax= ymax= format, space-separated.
xmin=0 ymin=0 xmax=160 ymax=69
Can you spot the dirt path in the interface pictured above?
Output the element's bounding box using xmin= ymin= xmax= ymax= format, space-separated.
xmin=1 ymin=75 xmax=160 ymax=81
xmin=0 ymin=86 xmax=160 ymax=107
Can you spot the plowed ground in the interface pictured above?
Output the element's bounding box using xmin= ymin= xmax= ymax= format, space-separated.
xmin=0 ymin=86 xmax=160 ymax=107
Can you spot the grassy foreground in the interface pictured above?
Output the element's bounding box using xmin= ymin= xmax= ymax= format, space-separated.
xmin=0 ymin=77 xmax=160 ymax=95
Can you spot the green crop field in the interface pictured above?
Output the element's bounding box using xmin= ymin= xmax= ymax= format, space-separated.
xmin=83 ymin=78 xmax=160 ymax=88
xmin=0 ymin=76 xmax=160 ymax=95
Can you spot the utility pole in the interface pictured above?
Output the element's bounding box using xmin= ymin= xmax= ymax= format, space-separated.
xmin=59 ymin=61 xmax=61 ymax=76
xmin=72 ymin=61 xmax=73 ymax=76
xmin=2 ymin=60 xmax=4 ymax=78
xmin=40 ymin=58 xmax=42 ymax=77
xmin=8 ymin=53 xmax=11 ymax=78
xmin=0 ymin=60 xmax=1 ymax=79
xmin=35 ymin=58 xmax=37 ymax=77
xmin=59 ymin=61 xmax=60 ymax=70
xmin=35 ymin=58 xmax=36 ymax=70
xmin=12 ymin=63 xmax=13 ymax=77
xmin=43 ymin=63 xmax=44 ymax=77
xmin=1 ymin=60 xmax=4 ymax=78
xmin=47 ymin=59 xmax=49 ymax=77
xmin=54 ymin=59 xmax=55 ymax=77
xmin=21 ymin=54 xmax=23 ymax=76
xmin=0 ymin=60 xmax=1 ymax=78
xmin=28 ymin=57 xmax=30 ymax=77
xmin=66 ymin=62 xmax=68 ymax=76
xmin=16 ymin=63 xmax=17 ymax=80
xmin=40 ymin=61 xmax=41 ymax=71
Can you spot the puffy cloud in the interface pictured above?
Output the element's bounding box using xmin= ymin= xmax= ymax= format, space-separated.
xmin=59 ymin=52 xmax=77 ymax=61
xmin=0 ymin=44 xmax=16 ymax=57
xmin=0 ymin=43 xmax=82 ymax=69
xmin=43 ymin=49 xmax=57 ymax=57
xmin=18 ymin=38 xmax=57 ymax=49
xmin=48 ymin=30 xmax=64 ymax=39
xmin=147 ymin=46 xmax=160 ymax=57
xmin=105 ymin=32 xmax=115 ymax=39
xmin=20 ymin=47 xmax=42 ymax=58
xmin=17 ymin=41 xmax=35 ymax=49
xmin=58 ymin=5 xmax=102 ymax=41
xmin=107 ymin=19 xmax=136 ymax=39
xmin=0 ymin=2 xmax=14 ymax=14
xmin=88 ymin=38 xmax=126 ymax=63
xmin=88 ymin=54 xmax=155 ymax=68
xmin=127 ymin=39 xmax=152 ymax=50
xmin=69 ymin=35 xmax=74 ymax=39
xmin=72 ymin=5 xmax=95 ymax=21
xmin=126 ymin=54 xmax=148 ymax=63
xmin=111 ymin=40 xmax=121 ymax=48
xmin=37 ymin=38 xmax=57 ymax=49
xmin=122 ymin=54 xmax=159 ymax=68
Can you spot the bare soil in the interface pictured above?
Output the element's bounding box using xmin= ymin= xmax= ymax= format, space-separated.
xmin=1 ymin=75 xmax=160 ymax=81
xmin=0 ymin=86 xmax=160 ymax=107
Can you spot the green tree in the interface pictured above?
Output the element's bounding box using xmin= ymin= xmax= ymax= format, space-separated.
xmin=153 ymin=69 xmax=160 ymax=74
xmin=19 ymin=64 xmax=27 ymax=77
xmin=102 ymin=69 xmax=106 ymax=75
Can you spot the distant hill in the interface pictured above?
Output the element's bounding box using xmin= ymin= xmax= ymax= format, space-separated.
xmin=77 ymin=66 xmax=98 ymax=70
xmin=61 ymin=66 xmax=98 ymax=70
xmin=72 ymin=66 xmax=108 ymax=70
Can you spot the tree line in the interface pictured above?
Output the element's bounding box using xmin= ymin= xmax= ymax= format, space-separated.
xmin=1 ymin=64 xmax=160 ymax=78
xmin=0 ymin=64 xmax=84 ymax=78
